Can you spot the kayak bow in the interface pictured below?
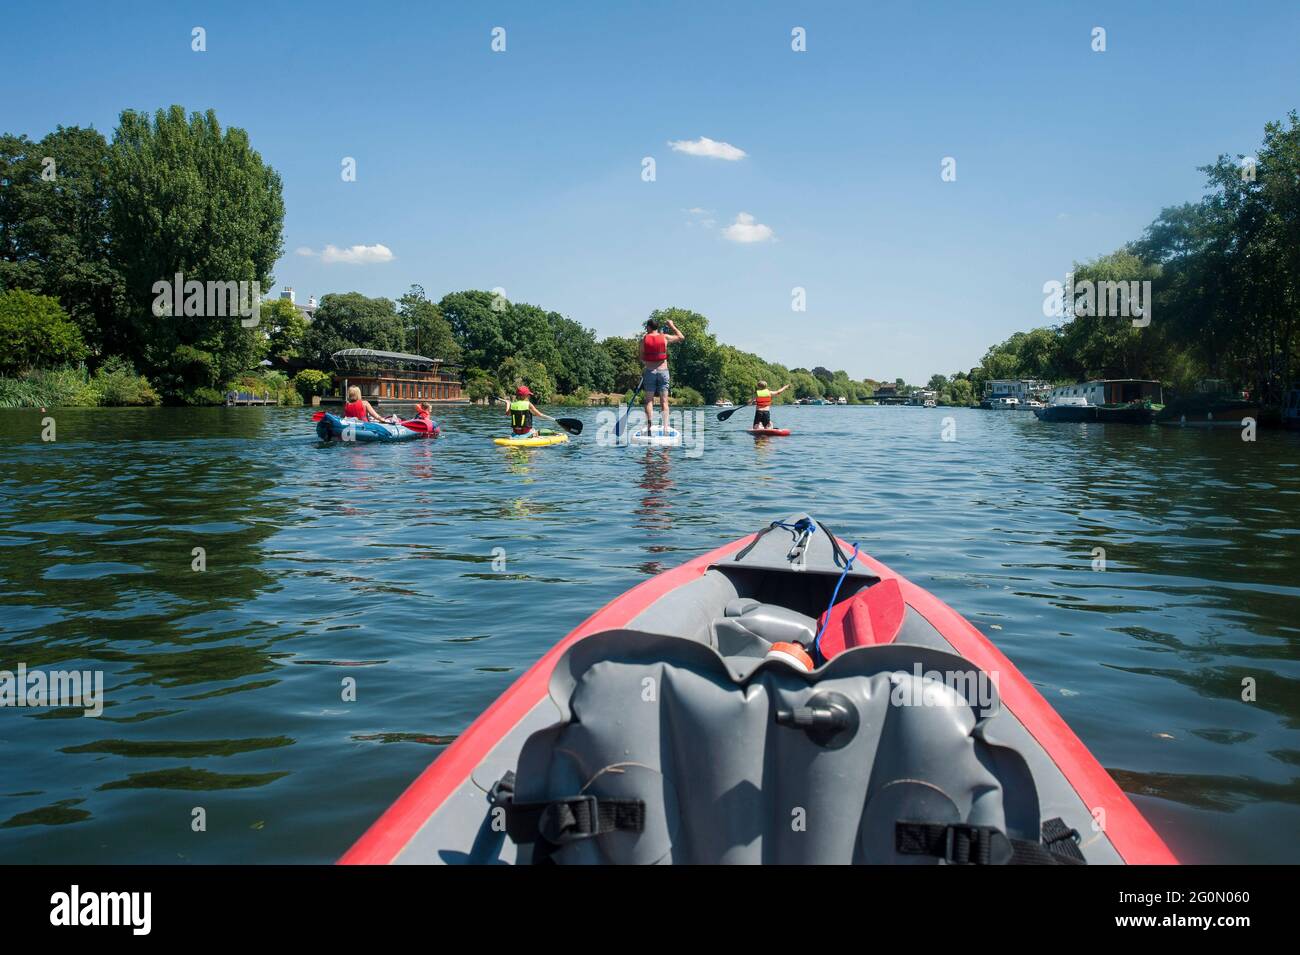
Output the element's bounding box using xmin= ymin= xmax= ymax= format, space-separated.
xmin=341 ymin=514 xmax=1176 ymax=866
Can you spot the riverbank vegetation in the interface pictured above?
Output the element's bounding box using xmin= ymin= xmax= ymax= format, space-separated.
xmin=0 ymin=106 xmax=896 ymax=408
xmin=5 ymin=107 xmax=1294 ymax=409
xmin=962 ymin=112 xmax=1300 ymax=409
xmin=1 ymin=107 xmax=283 ymax=406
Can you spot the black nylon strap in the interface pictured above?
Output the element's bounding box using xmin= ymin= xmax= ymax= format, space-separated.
xmin=501 ymin=790 xmax=645 ymax=846
xmin=896 ymin=821 xmax=1014 ymax=865
xmin=896 ymin=818 xmax=1085 ymax=865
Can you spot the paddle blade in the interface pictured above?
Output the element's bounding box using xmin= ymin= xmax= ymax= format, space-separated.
xmin=717 ymin=405 xmax=742 ymax=421
xmin=400 ymin=419 xmax=433 ymax=433
xmin=555 ymin=417 xmax=583 ymax=435
xmin=312 ymin=410 xmax=327 ymax=421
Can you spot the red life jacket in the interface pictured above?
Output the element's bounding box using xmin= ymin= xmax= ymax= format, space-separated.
xmin=344 ymin=400 xmax=367 ymax=419
xmin=641 ymin=332 xmax=668 ymax=362
xmin=755 ymin=388 xmax=773 ymax=409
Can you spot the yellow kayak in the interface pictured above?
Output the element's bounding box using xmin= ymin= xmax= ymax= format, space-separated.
xmin=493 ymin=430 xmax=569 ymax=448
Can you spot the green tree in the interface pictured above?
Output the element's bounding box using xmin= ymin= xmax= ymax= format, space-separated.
xmin=107 ymin=106 xmax=284 ymax=402
xmin=264 ymin=298 xmax=308 ymax=368
xmin=302 ymin=292 xmax=404 ymax=368
xmin=600 ymin=336 xmax=642 ymax=392
xmin=0 ymin=288 xmax=88 ymax=373
xmin=650 ymin=307 xmax=724 ymax=402
xmin=440 ymin=290 xmax=510 ymax=371
xmin=0 ymin=127 xmax=125 ymax=360
xmin=1057 ymin=251 xmax=1163 ymax=380
xmin=398 ymin=285 xmax=460 ymax=363
xmin=949 ymin=378 xmax=974 ymax=406
xmin=292 ymin=368 xmax=333 ymax=400
xmin=549 ymin=313 xmax=613 ymax=394
xmin=788 ymin=368 xmax=823 ymax=399
xmin=495 ymin=356 xmax=555 ymax=402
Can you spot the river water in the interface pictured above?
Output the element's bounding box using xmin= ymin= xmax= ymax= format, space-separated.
xmin=0 ymin=404 xmax=1296 ymax=863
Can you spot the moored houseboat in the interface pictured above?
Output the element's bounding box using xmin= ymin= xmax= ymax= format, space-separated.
xmin=979 ymin=378 xmax=1049 ymax=409
xmin=1157 ymin=379 xmax=1261 ymax=428
xmin=329 ymin=348 xmax=466 ymax=405
xmin=1034 ymin=379 xmax=1164 ymax=423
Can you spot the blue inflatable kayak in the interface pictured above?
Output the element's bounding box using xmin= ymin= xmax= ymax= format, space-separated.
xmin=315 ymin=413 xmax=436 ymax=443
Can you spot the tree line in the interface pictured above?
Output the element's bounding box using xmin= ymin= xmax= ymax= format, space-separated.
xmin=961 ymin=112 xmax=1300 ymax=409
xmin=1 ymin=107 xmax=284 ymax=405
xmin=282 ymin=291 xmax=896 ymax=406
xmin=0 ymin=105 xmax=894 ymax=408
xmin=10 ymin=104 xmax=1290 ymax=410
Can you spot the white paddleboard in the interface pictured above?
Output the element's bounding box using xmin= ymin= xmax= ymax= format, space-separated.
xmin=628 ymin=427 xmax=682 ymax=447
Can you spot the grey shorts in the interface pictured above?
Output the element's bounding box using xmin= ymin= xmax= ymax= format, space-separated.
xmin=641 ymin=368 xmax=670 ymax=396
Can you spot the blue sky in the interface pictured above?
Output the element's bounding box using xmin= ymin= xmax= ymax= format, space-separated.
xmin=5 ymin=0 xmax=1298 ymax=382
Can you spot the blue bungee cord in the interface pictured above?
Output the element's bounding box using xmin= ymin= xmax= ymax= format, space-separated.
xmin=814 ymin=539 xmax=861 ymax=663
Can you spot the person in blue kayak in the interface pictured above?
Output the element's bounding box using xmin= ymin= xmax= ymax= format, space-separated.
xmin=640 ymin=316 xmax=685 ymax=434
xmin=344 ymin=385 xmax=398 ymax=424
xmin=751 ymin=380 xmax=791 ymax=430
xmin=503 ymin=386 xmax=559 ymax=437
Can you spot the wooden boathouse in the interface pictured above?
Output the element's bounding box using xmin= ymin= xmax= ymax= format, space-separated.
xmin=330 ymin=349 xmax=466 ymax=404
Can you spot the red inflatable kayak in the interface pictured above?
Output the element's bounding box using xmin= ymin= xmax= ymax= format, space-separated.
xmin=749 ymin=427 xmax=791 ymax=437
xmin=341 ymin=515 xmax=1176 ymax=865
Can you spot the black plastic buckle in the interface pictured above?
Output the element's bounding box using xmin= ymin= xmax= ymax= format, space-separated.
xmin=538 ymin=794 xmax=599 ymax=845
xmin=944 ymin=824 xmax=1011 ymax=865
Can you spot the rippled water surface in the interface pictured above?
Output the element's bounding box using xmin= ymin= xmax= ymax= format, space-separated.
xmin=1 ymin=405 xmax=1297 ymax=863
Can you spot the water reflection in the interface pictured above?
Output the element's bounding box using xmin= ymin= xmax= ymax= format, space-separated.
xmin=0 ymin=405 xmax=1295 ymax=863
xmin=634 ymin=448 xmax=675 ymax=545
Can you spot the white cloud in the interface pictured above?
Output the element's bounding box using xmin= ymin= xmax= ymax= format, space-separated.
xmin=685 ymin=207 xmax=716 ymax=229
xmin=722 ymin=212 xmax=774 ymax=243
xmin=294 ymin=246 xmax=315 ymax=257
xmin=315 ymin=243 xmax=395 ymax=265
xmin=668 ymin=137 xmax=747 ymax=161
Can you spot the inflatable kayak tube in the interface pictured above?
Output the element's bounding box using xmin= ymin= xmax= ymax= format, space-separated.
xmin=341 ymin=513 xmax=1176 ymax=866
xmin=628 ymin=427 xmax=681 ymax=447
xmin=493 ymin=430 xmax=569 ymax=448
xmin=316 ymin=413 xmax=436 ymax=443
xmin=749 ymin=427 xmax=791 ymax=437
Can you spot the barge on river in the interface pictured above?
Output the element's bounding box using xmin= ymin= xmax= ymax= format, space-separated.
xmin=1034 ymin=379 xmax=1164 ymax=423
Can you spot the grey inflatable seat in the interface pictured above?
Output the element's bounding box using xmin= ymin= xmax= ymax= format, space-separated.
xmin=499 ymin=630 xmax=1073 ymax=865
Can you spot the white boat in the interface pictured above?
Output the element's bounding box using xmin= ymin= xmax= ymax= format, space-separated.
xmin=989 ymin=396 xmax=1020 ymax=410
xmin=715 ymin=400 xmax=734 ymax=408
xmin=837 ymin=396 xmax=848 ymax=405
xmin=923 ymin=399 xmax=936 ymax=408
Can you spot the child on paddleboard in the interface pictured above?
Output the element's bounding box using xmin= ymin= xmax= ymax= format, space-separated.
xmin=751 ymin=380 xmax=791 ymax=430
xmin=502 ymin=386 xmax=559 ymax=437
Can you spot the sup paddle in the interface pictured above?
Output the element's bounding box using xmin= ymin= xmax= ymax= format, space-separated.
xmin=716 ymin=403 xmax=751 ymax=422
xmin=616 ymin=385 xmax=643 ymax=438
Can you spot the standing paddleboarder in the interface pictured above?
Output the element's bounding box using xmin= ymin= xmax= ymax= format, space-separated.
xmin=640 ymin=317 xmax=685 ymax=434
xmin=751 ymin=380 xmax=791 ymax=431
